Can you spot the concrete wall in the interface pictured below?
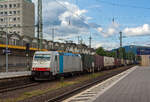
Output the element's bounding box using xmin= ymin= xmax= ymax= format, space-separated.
xmin=0 ymin=0 xmax=35 ymax=37
xmin=141 ymin=55 xmax=150 ymax=66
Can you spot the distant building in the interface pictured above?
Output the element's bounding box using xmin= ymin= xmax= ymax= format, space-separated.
xmin=113 ymin=45 xmax=150 ymax=55
xmin=0 ymin=0 xmax=35 ymax=37
xmin=123 ymin=45 xmax=138 ymax=55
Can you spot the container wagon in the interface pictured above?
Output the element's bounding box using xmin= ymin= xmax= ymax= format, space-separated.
xmin=121 ymin=59 xmax=125 ymax=66
xmin=114 ymin=58 xmax=121 ymax=67
xmin=81 ymin=54 xmax=95 ymax=73
xmin=126 ymin=60 xmax=130 ymax=65
xmin=94 ymin=55 xmax=104 ymax=71
xmin=104 ymin=56 xmax=115 ymax=69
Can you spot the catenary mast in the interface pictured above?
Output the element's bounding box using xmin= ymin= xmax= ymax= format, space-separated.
xmin=37 ymin=0 xmax=43 ymax=50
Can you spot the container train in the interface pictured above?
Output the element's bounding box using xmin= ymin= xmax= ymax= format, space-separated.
xmin=31 ymin=51 xmax=134 ymax=80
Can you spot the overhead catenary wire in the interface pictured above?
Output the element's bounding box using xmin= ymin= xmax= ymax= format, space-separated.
xmin=46 ymin=0 xmax=150 ymax=48
xmin=53 ymin=0 xmax=85 ymax=21
xmin=96 ymin=0 xmax=150 ymax=10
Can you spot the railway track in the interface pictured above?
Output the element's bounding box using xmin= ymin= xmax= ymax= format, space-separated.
xmin=0 ymin=76 xmax=39 ymax=93
xmin=45 ymin=65 xmax=134 ymax=102
xmin=0 ymin=82 xmax=39 ymax=93
xmin=0 ymin=65 xmax=135 ymax=102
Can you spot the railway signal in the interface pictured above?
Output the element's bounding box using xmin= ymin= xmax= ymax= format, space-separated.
xmin=25 ymin=43 xmax=30 ymax=54
xmin=26 ymin=43 xmax=30 ymax=70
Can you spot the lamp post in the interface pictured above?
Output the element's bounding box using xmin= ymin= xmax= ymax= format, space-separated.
xmin=5 ymin=0 xmax=10 ymax=72
xmin=5 ymin=25 xmax=8 ymax=72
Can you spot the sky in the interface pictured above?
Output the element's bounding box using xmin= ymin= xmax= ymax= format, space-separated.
xmin=32 ymin=0 xmax=150 ymax=50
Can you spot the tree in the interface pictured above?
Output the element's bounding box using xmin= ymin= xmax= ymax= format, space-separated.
xmin=111 ymin=51 xmax=117 ymax=58
xmin=105 ymin=51 xmax=115 ymax=57
xmin=96 ymin=47 xmax=106 ymax=56
xmin=126 ymin=51 xmax=135 ymax=60
xmin=117 ymin=47 xmax=126 ymax=59
xmin=96 ymin=47 xmax=118 ymax=57
xmin=106 ymin=51 xmax=111 ymax=57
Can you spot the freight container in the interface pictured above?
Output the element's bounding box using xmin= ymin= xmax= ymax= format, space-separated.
xmin=94 ymin=55 xmax=104 ymax=71
xmin=126 ymin=60 xmax=130 ymax=65
xmin=114 ymin=58 xmax=121 ymax=67
xmin=131 ymin=60 xmax=134 ymax=64
xmin=121 ymin=59 xmax=125 ymax=66
xmin=81 ymin=54 xmax=95 ymax=72
xmin=104 ymin=56 xmax=115 ymax=68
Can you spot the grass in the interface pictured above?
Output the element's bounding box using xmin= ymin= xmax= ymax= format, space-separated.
xmin=0 ymin=81 xmax=78 ymax=102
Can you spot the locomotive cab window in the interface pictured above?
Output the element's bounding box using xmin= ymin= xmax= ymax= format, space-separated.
xmin=34 ymin=54 xmax=51 ymax=61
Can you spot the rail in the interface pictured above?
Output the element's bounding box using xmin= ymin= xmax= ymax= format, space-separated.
xmin=45 ymin=65 xmax=134 ymax=102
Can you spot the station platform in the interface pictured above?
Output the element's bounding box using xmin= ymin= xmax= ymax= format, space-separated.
xmin=0 ymin=71 xmax=31 ymax=79
xmin=64 ymin=66 xmax=150 ymax=102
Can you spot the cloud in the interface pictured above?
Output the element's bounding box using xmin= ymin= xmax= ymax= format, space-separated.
xmin=107 ymin=28 xmax=116 ymax=35
xmin=43 ymin=32 xmax=79 ymax=41
xmin=123 ymin=24 xmax=150 ymax=36
xmin=97 ymin=27 xmax=103 ymax=32
xmin=94 ymin=43 xmax=103 ymax=48
xmin=88 ymin=23 xmax=101 ymax=28
xmin=97 ymin=21 xmax=119 ymax=37
xmin=93 ymin=41 xmax=119 ymax=50
xmin=32 ymin=0 xmax=90 ymax=39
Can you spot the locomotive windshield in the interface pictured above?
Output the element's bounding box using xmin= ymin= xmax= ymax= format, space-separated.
xmin=34 ymin=54 xmax=51 ymax=61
